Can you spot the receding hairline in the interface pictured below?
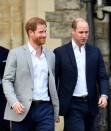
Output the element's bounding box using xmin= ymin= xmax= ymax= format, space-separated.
xmin=72 ymin=18 xmax=88 ymax=29
xmin=75 ymin=18 xmax=87 ymax=23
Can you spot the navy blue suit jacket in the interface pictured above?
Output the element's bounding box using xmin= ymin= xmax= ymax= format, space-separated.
xmin=54 ymin=42 xmax=108 ymax=116
xmin=0 ymin=46 xmax=9 ymax=100
xmin=0 ymin=46 xmax=10 ymax=130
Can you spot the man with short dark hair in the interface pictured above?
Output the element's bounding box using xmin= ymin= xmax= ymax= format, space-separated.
xmin=54 ymin=18 xmax=108 ymax=131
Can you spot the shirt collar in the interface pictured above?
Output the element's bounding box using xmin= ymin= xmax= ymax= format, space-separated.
xmin=28 ymin=42 xmax=44 ymax=56
xmin=71 ymin=39 xmax=85 ymax=50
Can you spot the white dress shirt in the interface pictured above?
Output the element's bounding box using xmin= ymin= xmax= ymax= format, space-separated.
xmin=28 ymin=43 xmax=50 ymax=101
xmin=72 ymin=39 xmax=88 ymax=97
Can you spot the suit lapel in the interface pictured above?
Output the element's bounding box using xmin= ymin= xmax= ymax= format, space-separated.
xmin=23 ymin=44 xmax=33 ymax=79
xmin=85 ymin=44 xmax=91 ymax=68
xmin=66 ymin=42 xmax=77 ymax=69
xmin=23 ymin=46 xmax=52 ymax=79
xmin=43 ymin=48 xmax=52 ymax=72
xmin=85 ymin=44 xmax=91 ymax=85
xmin=43 ymin=48 xmax=55 ymax=95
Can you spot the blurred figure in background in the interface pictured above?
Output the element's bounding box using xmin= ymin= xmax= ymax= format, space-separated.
xmin=0 ymin=46 xmax=10 ymax=131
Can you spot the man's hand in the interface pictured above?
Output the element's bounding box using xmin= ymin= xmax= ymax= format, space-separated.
xmin=98 ymin=96 xmax=107 ymax=108
xmin=12 ymin=101 xmax=25 ymax=114
xmin=55 ymin=116 xmax=60 ymax=123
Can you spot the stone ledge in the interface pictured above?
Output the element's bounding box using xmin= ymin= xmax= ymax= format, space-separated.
xmin=50 ymin=22 xmax=71 ymax=38
xmin=55 ymin=0 xmax=80 ymax=10
xmin=46 ymin=12 xmax=63 ymax=22
xmin=63 ymin=10 xmax=80 ymax=23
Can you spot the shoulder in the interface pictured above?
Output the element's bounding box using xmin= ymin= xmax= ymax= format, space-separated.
xmin=0 ymin=46 xmax=9 ymax=54
xmin=6 ymin=45 xmax=27 ymax=65
xmin=86 ymin=44 xmax=101 ymax=53
xmin=54 ymin=41 xmax=71 ymax=53
xmin=6 ymin=45 xmax=26 ymax=61
xmin=9 ymin=45 xmax=26 ymax=54
xmin=44 ymin=47 xmax=54 ymax=55
xmin=44 ymin=47 xmax=55 ymax=59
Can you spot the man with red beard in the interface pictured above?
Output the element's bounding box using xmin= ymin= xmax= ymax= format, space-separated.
xmin=3 ymin=17 xmax=59 ymax=131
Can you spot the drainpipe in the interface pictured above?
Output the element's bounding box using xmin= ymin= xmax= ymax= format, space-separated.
xmin=86 ymin=0 xmax=95 ymax=45
xmin=80 ymin=0 xmax=95 ymax=45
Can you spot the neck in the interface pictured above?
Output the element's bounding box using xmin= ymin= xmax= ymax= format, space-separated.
xmin=29 ymin=41 xmax=43 ymax=58
xmin=36 ymin=46 xmax=43 ymax=58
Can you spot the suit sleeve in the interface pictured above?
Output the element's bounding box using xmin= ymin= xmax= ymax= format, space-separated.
xmin=97 ymin=49 xmax=109 ymax=96
xmin=54 ymin=49 xmax=61 ymax=91
xmin=2 ymin=49 xmax=19 ymax=107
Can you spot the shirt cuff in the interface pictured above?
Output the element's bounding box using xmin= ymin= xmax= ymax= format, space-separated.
xmin=12 ymin=101 xmax=18 ymax=108
xmin=101 ymin=94 xmax=108 ymax=99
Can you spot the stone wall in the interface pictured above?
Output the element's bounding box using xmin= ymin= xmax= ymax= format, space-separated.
xmin=0 ymin=0 xmax=23 ymax=49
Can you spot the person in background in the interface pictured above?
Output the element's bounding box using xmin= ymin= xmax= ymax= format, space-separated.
xmin=0 ymin=46 xmax=10 ymax=131
xmin=54 ymin=18 xmax=108 ymax=131
xmin=2 ymin=17 xmax=59 ymax=131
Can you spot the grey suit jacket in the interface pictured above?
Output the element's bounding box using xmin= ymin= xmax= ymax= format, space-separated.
xmin=2 ymin=44 xmax=59 ymax=122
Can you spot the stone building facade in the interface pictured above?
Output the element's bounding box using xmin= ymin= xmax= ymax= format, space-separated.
xmin=0 ymin=0 xmax=110 ymax=131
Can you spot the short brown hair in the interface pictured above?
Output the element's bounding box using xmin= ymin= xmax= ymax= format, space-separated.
xmin=25 ymin=17 xmax=46 ymax=36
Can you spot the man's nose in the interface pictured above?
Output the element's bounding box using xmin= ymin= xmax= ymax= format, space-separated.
xmin=42 ymin=32 xmax=46 ymax=37
xmin=83 ymin=33 xmax=87 ymax=38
